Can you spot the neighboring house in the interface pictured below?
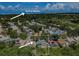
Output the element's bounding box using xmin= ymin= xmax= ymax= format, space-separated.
xmin=16 ymin=39 xmax=36 ymax=47
xmin=0 ymin=35 xmax=10 ymax=41
xmin=9 ymin=22 xmax=21 ymax=33
xmin=9 ymin=23 xmax=18 ymax=30
xmin=34 ymin=32 xmax=39 ymax=37
xmin=47 ymin=27 xmax=66 ymax=47
xmin=23 ymin=26 xmax=28 ymax=31
xmin=48 ymin=41 xmax=58 ymax=47
xmin=47 ymin=27 xmax=65 ymax=35
xmin=27 ymin=30 xmax=34 ymax=39
xmin=48 ymin=39 xmax=65 ymax=47
xmin=36 ymin=40 xmax=48 ymax=48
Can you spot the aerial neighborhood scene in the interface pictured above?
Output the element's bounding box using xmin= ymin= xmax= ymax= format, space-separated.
xmin=0 ymin=2 xmax=79 ymax=56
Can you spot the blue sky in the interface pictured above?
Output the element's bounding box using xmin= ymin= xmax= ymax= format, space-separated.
xmin=0 ymin=2 xmax=79 ymax=14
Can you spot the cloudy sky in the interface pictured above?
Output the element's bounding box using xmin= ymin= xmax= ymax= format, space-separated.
xmin=0 ymin=2 xmax=79 ymax=14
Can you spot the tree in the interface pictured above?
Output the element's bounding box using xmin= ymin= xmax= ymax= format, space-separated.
xmin=19 ymin=32 xmax=27 ymax=40
xmin=6 ymin=29 xmax=18 ymax=39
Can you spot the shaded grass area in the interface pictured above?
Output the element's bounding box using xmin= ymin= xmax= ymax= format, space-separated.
xmin=0 ymin=44 xmax=79 ymax=56
xmin=0 ymin=46 xmax=35 ymax=56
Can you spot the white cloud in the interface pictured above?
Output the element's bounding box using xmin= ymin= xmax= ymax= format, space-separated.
xmin=44 ymin=3 xmax=65 ymax=10
xmin=0 ymin=4 xmax=22 ymax=12
xmin=51 ymin=3 xmax=64 ymax=9
xmin=15 ymin=4 xmax=21 ymax=8
xmin=35 ymin=5 xmax=39 ymax=8
xmin=8 ymin=5 xmax=13 ymax=8
xmin=69 ymin=3 xmax=79 ymax=9
xmin=7 ymin=5 xmax=14 ymax=10
xmin=0 ymin=5 xmax=14 ymax=10
xmin=0 ymin=5 xmax=5 ymax=10
xmin=45 ymin=3 xmax=51 ymax=9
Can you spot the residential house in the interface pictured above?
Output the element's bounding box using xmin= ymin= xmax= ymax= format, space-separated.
xmin=36 ymin=40 xmax=48 ymax=48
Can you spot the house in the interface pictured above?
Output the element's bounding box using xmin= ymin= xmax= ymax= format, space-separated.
xmin=47 ymin=27 xmax=66 ymax=47
xmin=36 ymin=40 xmax=48 ymax=48
xmin=0 ymin=35 xmax=10 ymax=41
xmin=16 ymin=38 xmax=36 ymax=47
xmin=9 ymin=22 xmax=21 ymax=33
xmin=34 ymin=32 xmax=39 ymax=37
xmin=9 ymin=23 xmax=18 ymax=30
xmin=48 ymin=39 xmax=65 ymax=47
xmin=47 ymin=27 xmax=65 ymax=35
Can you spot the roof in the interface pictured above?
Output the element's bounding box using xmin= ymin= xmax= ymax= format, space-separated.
xmin=48 ymin=39 xmax=65 ymax=44
xmin=36 ymin=40 xmax=47 ymax=45
xmin=48 ymin=27 xmax=65 ymax=35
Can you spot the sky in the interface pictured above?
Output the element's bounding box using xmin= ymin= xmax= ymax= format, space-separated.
xmin=0 ymin=2 xmax=79 ymax=14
